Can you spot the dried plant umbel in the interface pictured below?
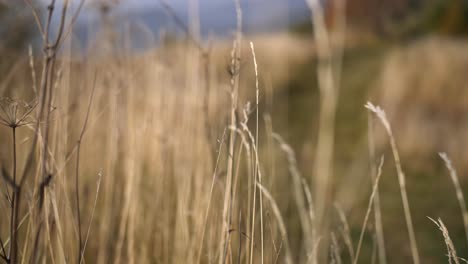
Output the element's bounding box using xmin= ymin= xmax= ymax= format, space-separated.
xmin=0 ymin=97 xmax=36 ymax=263
xmin=0 ymin=97 xmax=37 ymax=129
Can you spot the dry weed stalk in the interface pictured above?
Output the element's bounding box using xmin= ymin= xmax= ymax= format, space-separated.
xmin=365 ymin=102 xmax=420 ymax=264
xmin=220 ymin=0 xmax=242 ymax=261
xmin=197 ymin=129 xmax=227 ymax=263
xmin=28 ymin=46 xmax=38 ymax=94
xmin=2 ymin=1 xmax=85 ymax=263
xmin=75 ymin=75 xmax=97 ymax=264
xmin=368 ymin=112 xmax=387 ymax=264
xmin=238 ymin=105 xmax=263 ymax=264
xmin=256 ymin=183 xmax=293 ymax=264
xmin=439 ymin=152 xmax=468 ymax=246
xmin=335 ymin=204 xmax=354 ymax=261
xmin=249 ymin=41 xmax=264 ymax=264
xmin=428 ymin=217 xmax=460 ymax=264
xmin=330 ymin=232 xmax=342 ymax=264
xmin=272 ymin=133 xmax=315 ymax=259
xmin=353 ymin=156 xmax=384 ymax=264
xmin=230 ymin=122 xmax=253 ymax=263
xmin=80 ymin=171 xmax=102 ymax=264
xmin=0 ymin=98 xmax=36 ymax=264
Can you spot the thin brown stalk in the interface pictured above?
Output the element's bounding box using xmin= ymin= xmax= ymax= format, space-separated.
xmin=220 ymin=49 xmax=238 ymax=264
xmin=272 ymin=133 xmax=313 ymax=257
xmin=75 ymin=74 xmax=97 ymax=264
xmin=250 ymin=41 xmax=264 ymax=264
xmin=353 ymin=156 xmax=384 ymax=264
xmin=301 ymin=177 xmax=316 ymax=231
xmin=48 ymin=190 xmax=66 ymax=263
xmin=229 ymin=126 xmax=252 ymax=263
xmin=57 ymin=0 xmax=86 ymax=49
xmin=256 ymin=183 xmax=292 ymax=264
xmin=231 ymin=130 xmax=250 ymax=262
xmin=273 ymin=241 xmax=283 ymax=264
xmin=24 ymin=0 xmax=45 ymax=38
xmin=50 ymin=0 xmax=69 ymax=48
xmin=17 ymin=2 xmax=74 ymax=261
xmin=219 ymin=1 xmax=242 ymax=262
xmin=80 ymin=171 xmax=102 ymax=264
xmin=44 ymin=195 xmax=56 ymax=264
xmin=7 ymin=1 xmax=63 ymax=254
xmin=3 ymin=198 xmax=38 ymax=244
xmin=335 ymin=204 xmax=354 ymax=261
xmin=96 ymin=85 xmax=118 ymax=264
xmin=230 ymin=128 xmax=252 ymax=263
xmin=196 ymin=129 xmax=227 ymax=263
xmin=9 ymin=127 xmax=17 ymax=263
xmin=238 ymin=106 xmax=265 ymax=264
xmin=365 ymin=102 xmax=420 ymax=264
xmin=28 ymin=46 xmax=38 ymax=95
xmin=330 ymin=232 xmax=342 ymax=264
xmin=368 ymin=112 xmax=387 ymax=264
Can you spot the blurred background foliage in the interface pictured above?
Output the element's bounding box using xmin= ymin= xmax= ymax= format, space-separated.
xmin=0 ymin=0 xmax=35 ymax=95
xmin=293 ymin=0 xmax=468 ymax=38
xmin=0 ymin=1 xmax=35 ymax=52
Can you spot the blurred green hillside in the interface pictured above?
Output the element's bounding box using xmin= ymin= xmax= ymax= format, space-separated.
xmin=272 ymin=38 xmax=468 ymax=262
xmin=293 ymin=0 xmax=468 ymax=39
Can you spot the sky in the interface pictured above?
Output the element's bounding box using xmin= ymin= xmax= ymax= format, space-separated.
xmin=36 ymin=0 xmax=311 ymax=50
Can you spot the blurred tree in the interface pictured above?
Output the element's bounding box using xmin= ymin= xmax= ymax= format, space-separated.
xmin=340 ymin=0 xmax=426 ymax=35
xmin=291 ymin=0 xmax=428 ymax=37
xmin=324 ymin=0 xmax=468 ymax=37
xmin=426 ymin=0 xmax=468 ymax=35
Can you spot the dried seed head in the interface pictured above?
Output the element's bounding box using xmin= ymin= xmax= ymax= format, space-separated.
xmin=0 ymin=97 xmax=37 ymax=128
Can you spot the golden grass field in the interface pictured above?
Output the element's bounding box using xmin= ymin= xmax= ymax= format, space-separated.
xmin=0 ymin=1 xmax=468 ymax=263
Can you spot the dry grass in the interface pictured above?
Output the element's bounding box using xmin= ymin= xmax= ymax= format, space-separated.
xmin=429 ymin=217 xmax=460 ymax=264
xmin=366 ymin=102 xmax=420 ymax=264
xmin=439 ymin=153 xmax=468 ymax=247
xmin=0 ymin=1 xmax=468 ymax=264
